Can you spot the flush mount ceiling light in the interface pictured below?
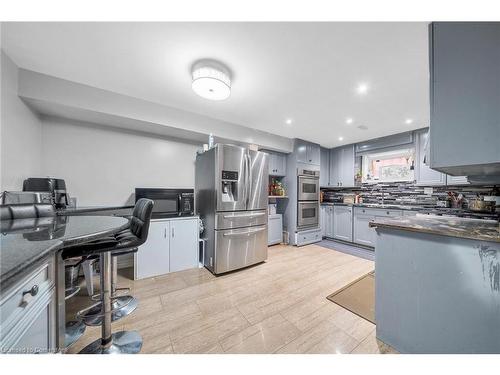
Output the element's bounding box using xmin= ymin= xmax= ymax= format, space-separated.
xmin=356 ymin=82 xmax=369 ymax=95
xmin=191 ymin=60 xmax=231 ymax=101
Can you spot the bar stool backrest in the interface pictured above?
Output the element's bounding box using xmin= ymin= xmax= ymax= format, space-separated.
xmin=129 ymin=198 xmax=154 ymax=245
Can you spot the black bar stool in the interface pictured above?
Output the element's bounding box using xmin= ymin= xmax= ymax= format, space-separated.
xmin=78 ymin=249 xmax=139 ymax=326
xmin=63 ymin=198 xmax=154 ymax=354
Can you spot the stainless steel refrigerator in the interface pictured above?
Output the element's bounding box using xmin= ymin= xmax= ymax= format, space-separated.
xmin=195 ymin=144 xmax=269 ymax=274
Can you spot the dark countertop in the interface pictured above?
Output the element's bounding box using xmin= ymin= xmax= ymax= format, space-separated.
xmin=0 ymin=215 xmax=129 ymax=287
xmin=320 ymin=201 xmax=498 ymax=219
xmin=321 ymin=202 xmax=426 ymax=211
xmin=370 ymin=215 xmax=500 ymax=243
xmin=57 ymin=205 xmax=134 ymax=215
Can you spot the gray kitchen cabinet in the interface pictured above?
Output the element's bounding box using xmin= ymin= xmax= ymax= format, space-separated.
xmin=329 ymin=148 xmax=340 ymax=187
xmin=353 ymin=207 xmax=376 ymax=247
xmin=429 ymin=22 xmax=500 ymax=177
xmin=320 ymin=205 xmax=326 ymax=237
xmin=295 ymin=139 xmax=320 ymax=165
xmin=446 ymin=175 xmax=469 ymax=185
xmin=307 ymin=143 xmax=321 ymax=165
xmin=333 ymin=205 xmax=353 ymax=242
xmin=329 ymin=145 xmax=355 ymax=187
xmin=0 ymin=260 xmax=56 ymax=353
xmin=340 ymin=145 xmax=355 ymax=187
xmin=353 ymin=207 xmax=403 ymax=248
xmin=268 ymin=214 xmax=283 ymax=245
xmin=135 ymin=217 xmax=199 ymax=279
xmin=415 ymin=129 xmax=446 ymax=186
xmin=324 ymin=205 xmax=334 ymax=238
xmin=268 ymin=152 xmax=287 ymax=176
xmin=320 ymin=147 xmax=330 ymax=186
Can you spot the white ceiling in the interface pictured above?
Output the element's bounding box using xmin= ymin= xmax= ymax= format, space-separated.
xmin=2 ymin=22 xmax=429 ymax=148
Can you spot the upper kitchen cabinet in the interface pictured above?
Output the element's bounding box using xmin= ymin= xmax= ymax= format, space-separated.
xmin=446 ymin=175 xmax=469 ymax=185
xmin=320 ymin=147 xmax=330 ymax=187
xmin=429 ymin=22 xmax=500 ymax=178
xmin=268 ymin=152 xmax=287 ymax=176
xmin=415 ymin=129 xmax=446 ymax=186
xmin=295 ymin=139 xmax=320 ymax=165
xmin=330 ymin=145 xmax=355 ymax=187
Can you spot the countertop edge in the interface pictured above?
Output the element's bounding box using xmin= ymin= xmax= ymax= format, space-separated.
xmin=58 ymin=205 xmax=134 ymax=215
xmin=369 ymin=221 xmax=500 ymax=243
xmin=0 ymin=216 xmax=130 ymax=288
xmin=0 ymin=241 xmax=62 ymax=289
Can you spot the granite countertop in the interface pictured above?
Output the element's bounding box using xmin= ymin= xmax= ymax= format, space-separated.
xmin=370 ymin=215 xmax=500 ymax=243
xmin=58 ymin=205 xmax=134 ymax=215
xmin=320 ymin=202 xmax=424 ymax=211
xmin=0 ymin=215 xmax=129 ymax=288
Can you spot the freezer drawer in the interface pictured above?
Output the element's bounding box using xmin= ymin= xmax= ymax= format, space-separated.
xmin=215 ymin=209 xmax=267 ymax=230
xmin=214 ymin=224 xmax=268 ymax=274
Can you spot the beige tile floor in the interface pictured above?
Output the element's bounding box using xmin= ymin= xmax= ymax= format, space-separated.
xmin=66 ymin=244 xmax=397 ymax=354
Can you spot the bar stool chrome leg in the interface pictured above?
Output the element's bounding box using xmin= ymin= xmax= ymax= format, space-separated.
xmin=79 ymin=254 xmax=138 ymax=326
xmin=64 ymin=260 xmax=86 ymax=349
xmin=79 ymin=252 xmax=142 ymax=354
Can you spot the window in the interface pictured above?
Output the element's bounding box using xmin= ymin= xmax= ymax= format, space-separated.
xmin=361 ymin=148 xmax=415 ymax=183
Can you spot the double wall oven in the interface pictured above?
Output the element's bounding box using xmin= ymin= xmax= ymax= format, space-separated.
xmin=297 ymin=169 xmax=320 ymax=229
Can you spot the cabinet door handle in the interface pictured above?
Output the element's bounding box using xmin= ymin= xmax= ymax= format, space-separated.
xmin=164 ymin=228 xmax=167 ymax=238
xmin=21 ymin=285 xmax=39 ymax=307
xmin=172 ymin=227 xmax=175 ymax=238
xmin=23 ymin=285 xmax=39 ymax=297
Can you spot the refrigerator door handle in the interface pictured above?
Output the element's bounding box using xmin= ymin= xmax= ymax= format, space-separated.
xmin=247 ymin=152 xmax=252 ymax=208
xmin=223 ymin=212 xmax=266 ymax=219
xmin=223 ymin=227 xmax=266 ymax=237
xmin=245 ymin=152 xmax=251 ymax=208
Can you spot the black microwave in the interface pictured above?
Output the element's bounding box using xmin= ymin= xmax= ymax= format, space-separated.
xmin=135 ymin=188 xmax=194 ymax=218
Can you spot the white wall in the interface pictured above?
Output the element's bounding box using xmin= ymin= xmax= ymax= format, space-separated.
xmin=1 ymin=50 xmax=42 ymax=191
xmin=41 ymin=117 xmax=201 ymax=206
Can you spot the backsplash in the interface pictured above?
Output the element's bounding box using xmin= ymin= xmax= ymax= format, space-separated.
xmin=321 ymin=183 xmax=498 ymax=208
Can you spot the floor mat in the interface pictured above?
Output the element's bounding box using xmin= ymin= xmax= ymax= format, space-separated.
xmin=326 ymin=271 xmax=375 ymax=323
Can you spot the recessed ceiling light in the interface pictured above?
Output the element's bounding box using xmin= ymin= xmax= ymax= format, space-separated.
xmin=405 ymin=118 xmax=414 ymax=125
xmin=345 ymin=118 xmax=354 ymax=125
xmin=338 ymin=136 xmax=344 ymax=141
xmin=191 ymin=60 xmax=231 ymax=101
xmin=285 ymin=118 xmax=293 ymax=125
xmin=356 ymin=83 xmax=369 ymax=95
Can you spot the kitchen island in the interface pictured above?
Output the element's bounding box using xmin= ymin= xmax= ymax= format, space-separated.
xmin=370 ymin=216 xmax=499 ymax=353
xmin=0 ymin=215 xmax=129 ymax=353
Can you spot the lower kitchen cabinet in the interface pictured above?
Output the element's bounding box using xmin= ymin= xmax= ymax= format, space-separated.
xmin=0 ymin=259 xmax=56 ymax=354
xmin=268 ymin=214 xmax=283 ymax=245
xmin=333 ymin=205 xmax=353 ymax=242
xmin=353 ymin=207 xmax=404 ymax=248
xmin=135 ymin=217 xmax=199 ymax=279
xmin=353 ymin=207 xmax=376 ymax=247
xmin=169 ymin=218 xmax=199 ymax=273
xmin=320 ymin=206 xmax=326 ymax=237
xmin=322 ymin=205 xmax=334 ymax=238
